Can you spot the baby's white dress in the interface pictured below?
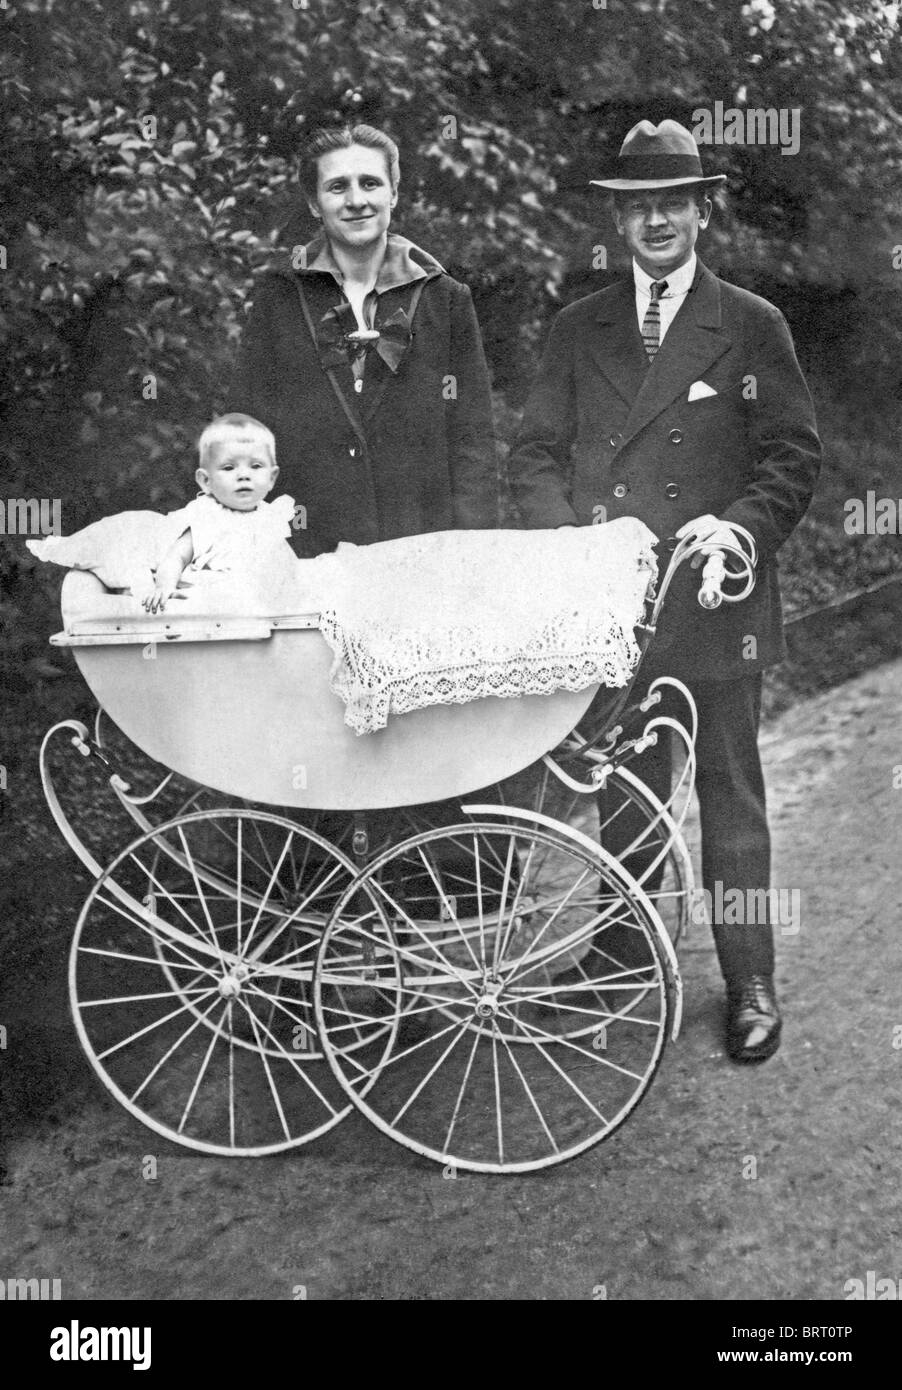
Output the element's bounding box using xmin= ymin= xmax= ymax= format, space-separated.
xmin=165 ymin=493 xmax=300 ymax=610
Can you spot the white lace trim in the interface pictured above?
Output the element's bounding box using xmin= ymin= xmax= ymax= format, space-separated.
xmin=312 ymin=520 xmax=658 ymax=735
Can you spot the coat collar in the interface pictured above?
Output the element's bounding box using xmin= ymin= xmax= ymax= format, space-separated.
xmin=296 ymin=232 xmax=445 ymax=292
xmin=593 ymin=260 xmax=731 ymax=446
xmin=286 ymin=234 xmax=444 ymax=429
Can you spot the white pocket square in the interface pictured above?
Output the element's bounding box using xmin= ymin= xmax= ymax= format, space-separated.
xmin=688 ymin=380 xmax=718 ymax=401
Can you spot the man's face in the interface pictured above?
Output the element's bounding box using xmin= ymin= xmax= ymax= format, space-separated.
xmin=310 ymin=144 xmax=397 ymax=254
xmin=613 ymin=188 xmax=710 ymax=278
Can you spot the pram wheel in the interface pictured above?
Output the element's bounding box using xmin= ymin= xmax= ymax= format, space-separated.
xmin=314 ymin=818 xmax=677 ymax=1173
xmin=70 ymin=809 xmax=358 ymax=1155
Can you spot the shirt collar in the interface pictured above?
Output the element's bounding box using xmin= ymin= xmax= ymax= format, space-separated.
xmin=300 ymin=232 xmax=444 ymax=293
xmin=633 ymin=252 xmax=697 ymax=299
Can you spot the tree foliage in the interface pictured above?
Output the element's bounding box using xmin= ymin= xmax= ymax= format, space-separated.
xmin=2 ymin=0 xmax=901 ymax=523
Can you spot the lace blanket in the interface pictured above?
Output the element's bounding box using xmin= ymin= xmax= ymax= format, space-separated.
xmin=310 ymin=520 xmax=658 ymax=735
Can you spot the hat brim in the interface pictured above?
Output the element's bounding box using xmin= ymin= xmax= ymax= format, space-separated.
xmin=590 ymin=174 xmax=727 ymax=190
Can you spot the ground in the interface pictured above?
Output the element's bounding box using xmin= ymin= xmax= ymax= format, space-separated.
xmin=1 ymin=658 xmax=901 ymax=1300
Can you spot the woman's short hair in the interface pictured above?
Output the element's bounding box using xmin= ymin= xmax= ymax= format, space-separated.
xmin=197 ymin=413 xmax=277 ymax=470
xmin=299 ymin=123 xmax=401 ymax=198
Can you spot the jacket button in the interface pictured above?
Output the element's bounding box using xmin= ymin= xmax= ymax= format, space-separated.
xmin=609 ymin=433 xmax=621 ymax=449
xmin=665 ymin=482 xmax=680 ymax=499
xmin=669 ymin=429 xmax=683 ymax=444
xmin=664 ymin=536 xmax=678 ymax=553
xmin=349 ymin=444 xmax=357 ymax=458
xmin=612 ymin=483 xmax=628 ymax=499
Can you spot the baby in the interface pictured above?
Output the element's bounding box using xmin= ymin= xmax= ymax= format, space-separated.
xmin=144 ymin=413 xmax=298 ymax=613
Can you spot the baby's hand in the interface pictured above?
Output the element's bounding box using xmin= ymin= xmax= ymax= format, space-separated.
xmin=142 ymin=585 xmax=187 ymax=614
xmin=142 ymin=586 xmax=171 ymax=614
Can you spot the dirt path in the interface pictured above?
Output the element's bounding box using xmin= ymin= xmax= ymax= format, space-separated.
xmin=2 ymin=660 xmax=901 ymax=1300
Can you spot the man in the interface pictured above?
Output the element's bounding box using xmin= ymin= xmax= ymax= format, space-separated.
xmin=509 ymin=119 xmax=822 ymax=1062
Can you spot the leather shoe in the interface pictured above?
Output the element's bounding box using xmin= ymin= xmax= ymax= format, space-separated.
xmin=725 ymin=974 xmax=782 ymax=1063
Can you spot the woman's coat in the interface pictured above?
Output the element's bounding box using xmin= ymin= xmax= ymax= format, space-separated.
xmin=226 ymin=234 xmax=500 ymax=556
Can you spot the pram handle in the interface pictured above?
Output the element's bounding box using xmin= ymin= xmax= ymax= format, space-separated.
xmin=565 ymin=524 xmax=757 ymax=761
xmin=698 ymin=552 xmax=728 ymax=609
xmin=649 ymin=522 xmax=757 ymax=624
xmin=695 ymin=523 xmax=757 ymax=609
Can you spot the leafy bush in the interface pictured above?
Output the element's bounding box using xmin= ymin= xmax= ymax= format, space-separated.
xmin=3 ymin=0 xmax=902 ymax=701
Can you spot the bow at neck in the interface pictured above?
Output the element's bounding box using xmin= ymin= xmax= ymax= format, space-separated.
xmin=316 ymin=300 xmax=413 ymax=374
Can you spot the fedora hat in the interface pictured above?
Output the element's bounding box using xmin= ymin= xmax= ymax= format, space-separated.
xmin=590 ymin=119 xmax=727 ymax=191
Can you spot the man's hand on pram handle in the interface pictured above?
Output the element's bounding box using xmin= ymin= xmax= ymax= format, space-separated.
xmin=675 ymin=514 xmax=746 ymax=568
xmin=673 ymin=515 xmax=758 ymax=610
xmin=647 ymin=517 xmax=758 ymax=622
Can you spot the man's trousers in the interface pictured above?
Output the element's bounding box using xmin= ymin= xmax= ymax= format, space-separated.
xmin=598 ymin=666 xmax=774 ymax=985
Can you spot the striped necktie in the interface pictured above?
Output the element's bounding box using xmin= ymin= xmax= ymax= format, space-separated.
xmin=641 ymin=279 xmax=668 ymax=362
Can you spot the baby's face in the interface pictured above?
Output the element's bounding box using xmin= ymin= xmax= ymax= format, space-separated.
xmin=197 ymin=437 xmax=278 ymax=511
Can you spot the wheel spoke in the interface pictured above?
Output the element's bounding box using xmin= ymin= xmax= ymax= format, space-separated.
xmin=365 ymin=880 xmax=481 ymax=995
xmin=255 ymin=859 xmax=350 ymax=968
xmin=244 ymin=1008 xmax=292 ymax=1143
xmin=498 ymin=867 xmax=597 ymax=986
xmin=442 ymin=1027 xmax=482 ymax=1156
xmin=129 ymin=993 xmax=225 ymax=1101
xmin=192 ymin=812 xmax=275 ymax=887
xmin=244 ymin=979 xmax=312 ymax=1035
xmin=175 ymin=826 xmax=229 ymax=968
xmin=491 ymin=1023 xmax=504 ymax=1166
xmin=80 ymin=985 xmax=212 ymax=1008
xmin=412 ymin=844 xmax=484 ymax=974
xmin=242 ymin=832 xmax=298 ymax=958
xmin=231 ymin=993 xmax=340 ymax=1115
xmin=494 ymin=831 xmax=539 ymax=971
xmin=494 ymin=1027 xmax=559 ymax=1155
xmin=97 ymin=988 xmax=220 ymax=1061
xmin=236 ymin=817 xmax=243 ymax=957
xmin=93 ymin=888 xmax=225 ymax=971
xmin=388 ymin=1020 xmax=471 ymax=1126
xmin=77 ymin=945 xmax=216 ymax=974
xmin=177 ymin=1004 xmax=229 ymax=1133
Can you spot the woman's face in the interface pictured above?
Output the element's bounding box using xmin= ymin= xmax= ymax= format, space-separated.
xmin=309 ymin=144 xmax=397 ymax=253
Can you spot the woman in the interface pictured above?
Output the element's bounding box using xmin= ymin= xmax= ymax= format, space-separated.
xmin=226 ymin=122 xmax=503 ymax=931
xmin=226 ymin=121 xmax=500 ymax=555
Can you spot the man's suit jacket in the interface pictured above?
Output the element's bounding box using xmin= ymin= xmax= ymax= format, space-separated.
xmin=509 ymin=260 xmax=822 ymax=680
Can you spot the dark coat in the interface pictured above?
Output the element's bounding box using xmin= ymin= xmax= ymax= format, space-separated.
xmin=509 ymin=260 xmax=822 ymax=680
xmin=225 ymin=245 xmax=499 ymax=557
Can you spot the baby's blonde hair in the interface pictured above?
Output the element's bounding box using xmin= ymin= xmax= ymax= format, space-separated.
xmin=197 ymin=413 xmax=277 ymax=471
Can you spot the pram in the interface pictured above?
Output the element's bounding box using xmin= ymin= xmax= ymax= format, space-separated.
xmin=38 ymin=527 xmax=755 ymax=1172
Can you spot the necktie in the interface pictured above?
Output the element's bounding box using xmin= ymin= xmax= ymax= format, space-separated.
xmin=641 ymin=279 xmax=668 ymax=362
